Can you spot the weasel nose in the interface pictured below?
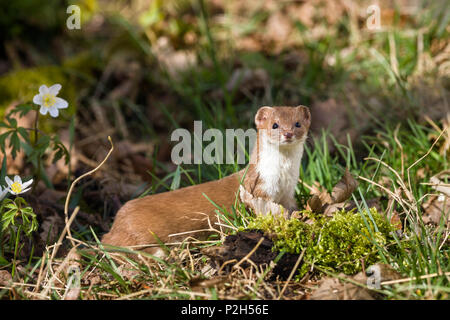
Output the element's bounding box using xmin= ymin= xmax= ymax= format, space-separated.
xmin=284 ymin=132 xmax=293 ymax=139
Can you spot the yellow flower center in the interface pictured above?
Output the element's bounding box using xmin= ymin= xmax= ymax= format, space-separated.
xmin=42 ymin=93 xmax=56 ymax=108
xmin=11 ymin=182 xmax=22 ymax=194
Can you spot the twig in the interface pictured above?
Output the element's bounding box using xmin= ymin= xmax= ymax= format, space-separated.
xmin=277 ymin=248 xmax=306 ymax=300
xmin=115 ymin=287 xmax=236 ymax=300
xmin=39 ymin=246 xmax=80 ymax=299
xmin=407 ymin=127 xmax=447 ymax=198
xmin=32 ymin=251 xmax=47 ymax=294
xmin=381 ymin=272 xmax=450 ymax=286
xmin=37 ymin=136 xmax=114 ymax=298
xmin=393 ymin=124 xmax=404 ymax=178
xmin=64 ymin=136 xmax=115 ymax=244
xmin=233 ymin=237 xmax=265 ymax=270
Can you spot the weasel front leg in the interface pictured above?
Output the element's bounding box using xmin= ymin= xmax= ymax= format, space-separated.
xmin=281 ymin=193 xmax=299 ymax=214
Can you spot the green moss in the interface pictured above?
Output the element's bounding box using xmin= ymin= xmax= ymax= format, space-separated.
xmin=245 ymin=208 xmax=396 ymax=277
xmin=62 ymin=51 xmax=102 ymax=78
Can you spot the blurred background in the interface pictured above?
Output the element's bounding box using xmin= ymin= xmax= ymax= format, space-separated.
xmin=0 ymin=0 xmax=448 ymax=247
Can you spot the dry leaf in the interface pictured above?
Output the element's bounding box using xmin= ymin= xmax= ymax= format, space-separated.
xmin=307 ymin=194 xmax=323 ymax=213
xmin=64 ymin=287 xmax=81 ymax=300
xmin=423 ymin=195 xmax=449 ymax=226
xmin=0 ymin=270 xmax=12 ymax=286
xmin=389 ymin=211 xmax=403 ymax=231
xmin=323 ymin=202 xmax=348 ymax=217
xmin=307 ymin=168 xmax=358 ymax=216
xmin=310 ymin=263 xmax=402 ymax=300
xmin=331 ymin=168 xmax=359 ymax=203
xmin=430 ymin=176 xmax=450 ymax=197
xmin=309 ymin=273 xmax=374 ymax=300
xmin=422 ymin=175 xmax=450 ymax=226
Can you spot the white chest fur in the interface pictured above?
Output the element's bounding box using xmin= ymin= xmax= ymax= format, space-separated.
xmin=256 ymin=136 xmax=305 ymax=207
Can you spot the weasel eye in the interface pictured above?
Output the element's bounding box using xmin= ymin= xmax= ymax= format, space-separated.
xmin=295 ymin=122 xmax=301 ymax=128
xmin=272 ymin=123 xmax=279 ymax=129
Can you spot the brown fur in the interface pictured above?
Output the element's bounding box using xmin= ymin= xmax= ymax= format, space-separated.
xmin=242 ymin=106 xmax=311 ymax=200
xmin=102 ymin=106 xmax=310 ymax=253
xmin=102 ymin=171 xmax=243 ymax=252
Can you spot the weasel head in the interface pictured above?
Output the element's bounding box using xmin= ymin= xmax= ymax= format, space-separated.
xmin=255 ymin=105 xmax=311 ymax=148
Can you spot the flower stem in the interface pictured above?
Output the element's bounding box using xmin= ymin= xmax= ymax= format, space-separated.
xmin=32 ymin=110 xmax=40 ymax=191
xmin=11 ymin=225 xmax=22 ymax=279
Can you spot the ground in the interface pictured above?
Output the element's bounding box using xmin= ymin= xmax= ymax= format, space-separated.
xmin=0 ymin=0 xmax=449 ymax=300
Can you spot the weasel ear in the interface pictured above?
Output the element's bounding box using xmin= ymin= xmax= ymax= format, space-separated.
xmin=296 ymin=105 xmax=311 ymax=124
xmin=255 ymin=106 xmax=272 ymax=127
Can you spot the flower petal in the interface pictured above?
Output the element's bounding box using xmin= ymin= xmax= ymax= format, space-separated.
xmin=20 ymin=187 xmax=31 ymax=194
xmin=33 ymin=94 xmax=43 ymax=105
xmin=5 ymin=176 xmax=13 ymax=187
xmin=54 ymin=97 xmax=68 ymax=109
xmin=21 ymin=179 xmax=33 ymax=189
xmin=48 ymin=84 xmax=62 ymax=96
xmin=14 ymin=175 xmax=21 ymax=184
xmin=0 ymin=189 xmax=8 ymax=201
xmin=39 ymin=106 xmax=49 ymax=115
xmin=39 ymin=85 xmax=49 ymax=95
xmin=48 ymin=106 xmax=59 ymax=118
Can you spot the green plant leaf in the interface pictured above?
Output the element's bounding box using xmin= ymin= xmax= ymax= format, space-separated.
xmin=0 ymin=155 xmax=6 ymax=184
xmin=17 ymin=127 xmax=30 ymax=143
xmin=0 ymin=255 xmax=8 ymax=266
xmin=9 ymin=131 xmax=20 ymax=159
xmin=8 ymin=104 xmax=33 ymax=118
xmin=6 ymin=117 xmax=17 ymax=128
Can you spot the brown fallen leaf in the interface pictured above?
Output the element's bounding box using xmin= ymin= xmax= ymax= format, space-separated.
xmin=423 ymin=195 xmax=449 ymax=226
xmin=430 ymin=175 xmax=450 ymax=197
xmin=331 ymin=168 xmax=359 ymax=203
xmin=64 ymin=286 xmax=81 ymax=300
xmin=0 ymin=270 xmax=12 ymax=286
xmin=389 ymin=211 xmax=403 ymax=231
xmin=422 ymin=174 xmax=450 ymax=226
xmin=306 ymin=194 xmax=323 ymax=213
xmin=310 ymin=263 xmax=402 ymax=300
xmin=306 ymin=168 xmax=358 ymax=216
xmin=323 ymin=202 xmax=348 ymax=217
xmin=309 ymin=273 xmax=374 ymax=300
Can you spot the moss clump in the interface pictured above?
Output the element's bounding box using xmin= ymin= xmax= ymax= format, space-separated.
xmin=245 ymin=208 xmax=396 ymax=277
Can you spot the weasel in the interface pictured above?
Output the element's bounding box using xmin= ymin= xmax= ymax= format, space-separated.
xmin=101 ymin=105 xmax=311 ymax=254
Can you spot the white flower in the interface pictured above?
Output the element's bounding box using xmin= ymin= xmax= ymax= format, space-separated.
xmin=0 ymin=185 xmax=9 ymax=201
xmin=5 ymin=175 xmax=33 ymax=195
xmin=32 ymin=84 xmax=68 ymax=118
